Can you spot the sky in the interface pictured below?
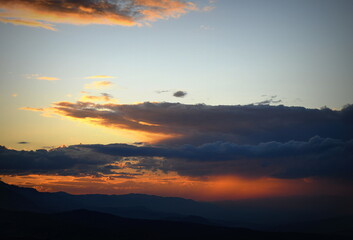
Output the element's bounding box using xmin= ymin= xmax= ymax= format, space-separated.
xmin=0 ymin=0 xmax=352 ymax=201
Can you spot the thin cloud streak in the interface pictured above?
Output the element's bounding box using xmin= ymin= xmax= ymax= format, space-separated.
xmin=84 ymin=75 xmax=116 ymax=79
xmin=84 ymin=81 xmax=113 ymax=89
xmin=37 ymin=76 xmax=60 ymax=81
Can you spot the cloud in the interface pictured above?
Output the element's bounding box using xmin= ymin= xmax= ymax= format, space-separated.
xmin=84 ymin=81 xmax=112 ymax=89
xmin=254 ymin=95 xmax=282 ymax=105
xmin=200 ymin=25 xmax=214 ymax=31
xmin=84 ymin=75 xmax=116 ymax=79
xmin=11 ymin=93 xmax=18 ymax=97
xmin=17 ymin=142 xmax=29 ymax=144
xmin=37 ymin=76 xmax=60 ymax=81
xmin=0 ymin=0 xmax=197 ymax=30
xmin=1 ymin=137 xmax=352 ymax=181
xmin=173 ymin=91 xmax=187 ymax=98
xmin=0 ymin=17 xmax=56 ymax=31
xmin=75 ymin=137 xmax=353 ymax=181
xmin=0 ymin=145 xmax=119 ymax=176
xmin=79 ymin=93 xmax=117 ymax=103
xmin=26 ymin=102 xmax=353 ymax=146
xmin=26 ymin=74 xmax=59 ymax=81
xmin=20 ymin=107 xmax=44 ymax=112
xmin=156 ymin=90 xmax=170 ymax=94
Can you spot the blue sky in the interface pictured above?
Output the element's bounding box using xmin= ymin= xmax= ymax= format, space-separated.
xmin=0 ymin=0 xmax=353 ymax=200
xmin=1 ymin=0 xmax=353 ymax=150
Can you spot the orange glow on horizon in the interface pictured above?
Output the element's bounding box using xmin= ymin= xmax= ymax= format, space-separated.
xmin=1 ymin=173 xmax=346 ymax=201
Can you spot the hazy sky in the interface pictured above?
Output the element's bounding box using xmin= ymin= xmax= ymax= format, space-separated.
xmin=0 ymin=0 xmax=352 ymax=201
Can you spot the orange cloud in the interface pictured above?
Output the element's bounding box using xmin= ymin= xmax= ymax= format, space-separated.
xmin=0 ymin=0 xmax=198 ymax=30
xmin=84 ymin=81 xmax=113 ymax=89
xmin=84 ymin=75 xmax=116 ymax=79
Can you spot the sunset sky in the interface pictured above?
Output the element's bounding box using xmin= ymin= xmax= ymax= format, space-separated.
xmin=0 ymin=0 xmax=352 ymax=201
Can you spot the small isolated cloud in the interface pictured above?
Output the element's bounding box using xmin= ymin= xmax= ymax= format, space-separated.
xmin=156 ymin=90 xmax=170 ymax=94
xmin=0 ymin=0 xmax=198 ymax=30
xmin=80 ymin=93 xmax=117 ymax=103
xmin=85 ymin=75 xmax=116 ymax=79
xmin=201 ymin=6 xmax=214 ymax=12
xmin=17 ymin=141 xmax=29 ymax=144
xmin=84 ymin=81 xmax=112 ymax=90
xmin=200 ymin=25 xmax=214 ymax=31
xmin=173 ymin=91 xmax=187 ymax=98
xmin=20 ymin=107 xmax=44 ymax=112
xmin=37 ymin=76 xmax=60 ymax=81
xmin=26 ymin=74 xmax=59 ymax=81
xmin=255 ymin=95 xmax=282 ymax=105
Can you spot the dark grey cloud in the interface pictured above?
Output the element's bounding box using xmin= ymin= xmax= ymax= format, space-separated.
xmin=76 ymin=137 xmax=353 ymax=180
xmin=2 ymin=137 xmax=352 ymax=181
xmin=17 ymin=142 xmax=29 ymax=144
xmin=255 ymin=95 xmax=282 ymax=105
xmin=46 ymin=102 xmax=353 ymax=145
xmin=0 ymin=145 xmax=119 ymax=176
xmin=173 ymin=91 xmax=187 ymax=98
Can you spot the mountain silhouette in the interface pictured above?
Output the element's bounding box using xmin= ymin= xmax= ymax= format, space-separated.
xmin=1 ymin=180 xmax=352 ymax=239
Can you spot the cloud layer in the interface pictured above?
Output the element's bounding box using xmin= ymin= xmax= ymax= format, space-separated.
xmin=0 ymin=0 xmax=197 ymax=30
xmin=26 ymin=102 xmax=353 ymax=145
xmin=1 ymin=137 xmax=352 ymax=181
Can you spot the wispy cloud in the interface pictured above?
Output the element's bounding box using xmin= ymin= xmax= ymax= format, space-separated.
xmin=84 ymin=75 xmax=116 ymax=79
xmin=26 ymin=74 xmax=59 ymax=81
xmin=37 ymin=76 xmax=60 ymax=81
xmin=84 ymin=81 xmax=112 ymax=89
xmin=0 ymin=17 xmax=56 ymax=31
xmin=79 ymin=93 xmax=117 ymax=103
xmin=20 ymin=107 xmax=44 ymax=112
xmin=0 ymin=0 xmax=198 ymax=30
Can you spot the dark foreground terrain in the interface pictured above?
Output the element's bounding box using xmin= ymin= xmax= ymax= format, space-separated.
xmin=1 ymin=181 xmax=352 ymax=240
xmin=0 ymin=208 xmax=349 ymax=240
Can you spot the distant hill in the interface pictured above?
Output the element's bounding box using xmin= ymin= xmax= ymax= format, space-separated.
xmin=0 ymin=180 xmax=223 ymax=221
